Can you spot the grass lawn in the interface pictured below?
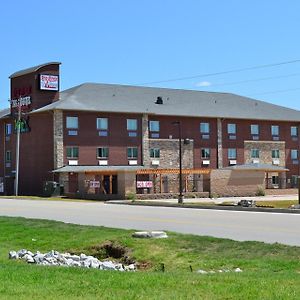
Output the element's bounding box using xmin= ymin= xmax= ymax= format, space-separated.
xmin=0 ymin=216 xmax=300 ymax=299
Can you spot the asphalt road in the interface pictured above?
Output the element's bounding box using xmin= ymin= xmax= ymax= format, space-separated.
xmin=0 ymin=198 xmax=300 ymax=246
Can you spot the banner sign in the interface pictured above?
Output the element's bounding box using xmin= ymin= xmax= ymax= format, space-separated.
xmin=40 ymin=74 xmax=59 ymax=91
xmin=89 ymin=180 xmax=100 ymax=188
xmin=136 ymin=181 xmax=153 ymax=188
xmin=11 ymin=96 xmax=31 ymax=108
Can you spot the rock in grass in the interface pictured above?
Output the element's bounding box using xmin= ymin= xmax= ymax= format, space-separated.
xmin=234 ymin=267 xmax=242 ymax=272
xmin=9 ymin=251 xmax=18 ymax=259
xmin=23 ymin=254 xmax=35 ymax=263
xmin=197 ymin=269 xmax=208 ymax=274
xmin=17 ymin=249 xmax=27 ymax=258
xmin=132 ymin=231 xmax=168 ymax=239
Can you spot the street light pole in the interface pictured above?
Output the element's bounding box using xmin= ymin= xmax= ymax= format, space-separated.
xmin=172 ymin=121 xmax=183 ymax=204
xmin=15 ymin=98 xmax=21 ymax=196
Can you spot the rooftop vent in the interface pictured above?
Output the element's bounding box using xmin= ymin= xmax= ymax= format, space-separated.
xmin=155 ymin=96 xmax=163 ymax=104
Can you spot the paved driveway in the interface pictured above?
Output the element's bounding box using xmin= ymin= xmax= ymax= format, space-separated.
xmin=0 ymin=198 xmax=300 ymax=246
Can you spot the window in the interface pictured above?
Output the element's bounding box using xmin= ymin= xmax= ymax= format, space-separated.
xmin=200 ymin=123 xmax=210 ymax=133
xmin=66 ymin=147 xmax=79 ymax=158
xmin=97 ymin=118 xmax=108 ymax=136
xmin=127 ymin=147 xmax=138 ymax=159
xmin=66 ymin=117 xmax=78 ymax=129
xmin=291 ymin=126 xmax=298 ymax=137
xmin=5 ymin=150 xmax=11 ymax=162
xmin=127 ymin=119 xmax=138 ymax=137
xmin=272 ymin=149 xmax=280 ymax=159
xmin=228 ymin=148 xmax=236 ymax=159
xmin=149 ymin=120 xmax=160 ymax=138
xmin=271 ymin=125 xmax=279 ymax=136
xmin=201 ymin=148 xmax=210 ymax=158
xmin=291 ymin=149 xmax=298 ymax=160
xmin=227 ymin=124 xmax=236 ymax=134
xmin=5 ymin=124 xmax=12 ymax=135
xmin=251 ymin=124 xmax=259 ymax=135
xmin=150 ymin=148 xmax=160 ymax=158
xmin=97 ymin=147 xmax=109 ymax=158
xmin=251 ymin=149 xmax=260 ymax=158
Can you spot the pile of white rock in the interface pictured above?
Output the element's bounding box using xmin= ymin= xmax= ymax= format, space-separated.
xmin=9 ymin=249 xmax=136 ymax=272
xmin=197 ymin=267 xmax=243 ymax=274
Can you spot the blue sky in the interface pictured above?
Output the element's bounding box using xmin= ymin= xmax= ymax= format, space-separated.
xmin=1 ymin=0 xmax=300 ymax=110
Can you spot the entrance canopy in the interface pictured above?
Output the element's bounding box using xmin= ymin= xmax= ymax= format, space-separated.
xmin=222 ymin=163 xmax=289 ymax=172
xmin=53 ymin=165 xmax=143 ymax=173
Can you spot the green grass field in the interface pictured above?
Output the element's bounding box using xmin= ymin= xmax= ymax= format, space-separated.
xmin=1 ymin=216 xmax=300 ymax=299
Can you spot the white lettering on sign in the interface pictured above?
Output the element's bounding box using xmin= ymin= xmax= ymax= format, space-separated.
xmin=90 ymin=180 xmax=100 ymax=188
xmin=40 ymin=74 xmax=59 ymax=91
xmin=136 ymin=181 xmax=153 ymax=188
xmin=11 ymin=96 xmax=32 ymax=108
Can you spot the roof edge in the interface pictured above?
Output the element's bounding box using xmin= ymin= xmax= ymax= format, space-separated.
xmin=9 ymin=62 xmax=61 ymax=79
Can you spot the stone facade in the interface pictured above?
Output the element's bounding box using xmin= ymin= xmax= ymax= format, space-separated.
xmin=217 ymin=118 xmax=223 ymax=168
xmin=244 ymin=140 xmax=286 ymax=166
xmin=53 ymin=110 xmax=64 ymax=169
xmin=210 ymin=169 xmax=265 ymax=197
xmin=143 ymin=139 xmax=194 ymax=169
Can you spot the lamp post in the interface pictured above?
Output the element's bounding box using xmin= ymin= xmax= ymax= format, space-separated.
xmin=172 ymin=121 xmax=183 ymax=204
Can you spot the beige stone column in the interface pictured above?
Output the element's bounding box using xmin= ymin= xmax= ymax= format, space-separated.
xmin=217 ymin=118 xmax=223 ymax=168
xmin=53 ymin=110 xmax=64 ymax=169
xmin=142 ymin=114 xmax=150 ymax=167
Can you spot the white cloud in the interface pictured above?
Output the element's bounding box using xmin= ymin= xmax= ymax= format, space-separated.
xmin=195 ymin=81 xmax=212 ymax=87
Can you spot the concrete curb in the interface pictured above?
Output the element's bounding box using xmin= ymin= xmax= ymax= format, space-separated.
xmin=106 ymin=200 xmax=300 ymax=214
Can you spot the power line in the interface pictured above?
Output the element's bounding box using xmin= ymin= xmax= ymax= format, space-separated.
xmin=137 ymin=59 xmax=300 ymax=85
xmin=200 ymin=73 xmax=300 ymax=88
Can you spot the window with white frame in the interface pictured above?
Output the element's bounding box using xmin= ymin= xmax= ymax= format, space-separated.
xmin=66 ymin=116 xmax=78 ymax=129
xmin=5 ymin=123 xmax=12 ymax=135
xmin=97 ymin=118 xmax=108 ymax=136
xmin=250 ymin=124 xmax=259 ymax=135
xmin=272 ymin=149 xmax=280 ymax=159
xmin=201 ymin=148 xmax=210 ymax=158
xmin=271 ymin=125 xmax=279 ymax=136
xmin=127 ymin=119 xmax=138 ymax=137
xmin=200 ymin=123 xmax=210 ymax=133
xmin=150 ymin=148 xmax=160 ymax=158
xmin=149 ymin=120 xmax=160 ymax=138
xmin=66 ymin=147 xmax=79 ymax=158
xmin=227 ymin=123 xmax=236 ymax=134
xmin=127 ymin=147 xmax=138 ymax=159
xmin=251 ymin=149 xmax=260 ymax=158
xmin=228 ymin=148 xmax=236 ymax=159
xmin=291 ymin=126 xmax=298 ymax=137
xmin=97 ymin=147 xmax=109 ymax=158
xmin=291 ymin=149 xmax=298 ymax=160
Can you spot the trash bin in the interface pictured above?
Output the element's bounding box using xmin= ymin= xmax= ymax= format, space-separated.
xmin=43 ymin=181 xmax=61 ymax=197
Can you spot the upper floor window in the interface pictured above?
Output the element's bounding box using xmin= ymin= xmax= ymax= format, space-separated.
xmin=200 ymin=122 xmax=210 ymax=139
xmin=150 ymin=148 xmax=160 ymax=158
xmin=251 ymin=149 xmax=260 ymax=158
xmin=66 ymin=116 xmax=78 ymax=129
xmin=149 ymin=120 xmax=160 ymax=138
xmin=227 ymin=124 xmax=236 ymax=134
xmin=291 ymin=149 xmax=298 ymax=160
xmin=228 ymin=148 xmax=237 ymax=159
xmin=127 ymin=119 xmax=138 ymax=137
xmin=272 ymin=149 xmax=280 ymax=159
xmin=97 ymin=147 xmax=109 ymax=158
xmin=127 ymin=147 xmax=138 ymax=159
xmin=291 ymin=126 xmax=298 ymax=137
xmin=66 ymin=147 xmax=79 ymax=158
xmin=66 ymin=116 xmax=78 ymax=136
xmin=201 ymin=148 xmax=210 ymax=158
xmin=5 ymin=150 xmax=11 ymax=162
xmin=250 ymin=124 xmax=259 ymax=135
xmin=271 ymin=125 xmax=279 ymax=136
xmin=5 ymin=123 xmax=12 ymax=135
xmin=97 ymin=118 xmax=108 ymax=136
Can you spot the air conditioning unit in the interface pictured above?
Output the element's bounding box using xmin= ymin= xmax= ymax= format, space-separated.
xmin=151 ymin=160 xmax=160 ymax=166
xmin=272 ymin=159 xmax=280 ymax=165
xmin=99 ymin=160 xmax=108 ymax=166
xmin=229 ymin=160 xmax=237 ymax=165
xmin=202 ymin=160 xmax=210 ymax=165
xmin=68 ymin=160 xmax=78 ymax=166
xmin=252 ymin=159 xmax=259 ymax=164
xmin=128 ymin=160 xmax=138 ymax=165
